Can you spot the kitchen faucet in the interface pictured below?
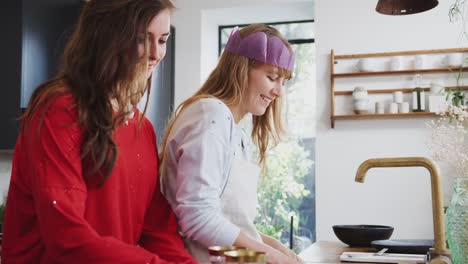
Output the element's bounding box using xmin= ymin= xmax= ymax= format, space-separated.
xmin=355 ymin=157 xmax=452 ymax=264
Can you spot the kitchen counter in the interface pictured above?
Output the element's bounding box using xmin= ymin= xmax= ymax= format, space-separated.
xmin=299 ymin=241 xmax=376 ymax=263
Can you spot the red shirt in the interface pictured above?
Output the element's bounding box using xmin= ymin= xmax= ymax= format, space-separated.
xmin=1 ymin=94 xmax=197 ymax=264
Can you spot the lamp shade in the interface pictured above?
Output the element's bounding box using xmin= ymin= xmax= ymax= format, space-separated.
xmin=376 ymin=0 xmax=439 ymax=15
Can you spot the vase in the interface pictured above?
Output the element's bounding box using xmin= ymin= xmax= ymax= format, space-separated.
xmin=451 ymin=91 xmax=465 ymax=107
xmin=445 ymin=177 xmax=468 ymax=264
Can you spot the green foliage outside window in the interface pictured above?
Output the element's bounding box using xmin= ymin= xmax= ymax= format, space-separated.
xmin=225 ymin=20 xmax=316 ymax=251
xmin=255 ymin=139 xmax=313 ymax=240
xmin=0 ymin=196 xmax=6 ymax=230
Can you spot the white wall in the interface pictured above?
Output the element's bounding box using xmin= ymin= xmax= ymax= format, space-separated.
xmin=315 ymin=0 xmax=466 ymax=241
xmin=172 ymin=0 xmax=314 ymax=105
xmin=0 ymin=0 xmax=462 ymax=245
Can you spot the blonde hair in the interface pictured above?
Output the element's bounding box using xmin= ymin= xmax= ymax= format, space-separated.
xmin=160 ymin=24 xmax=293 ymax=178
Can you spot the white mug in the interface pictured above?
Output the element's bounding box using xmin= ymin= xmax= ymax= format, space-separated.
xmin=443 ymin=53 xmax=465 ymax=68
xmin=393 ymin=91 xmax=403 ymax=103
xmin=399 ymin=102 xmax=410 ymax=113
xmin=375 ymin=101 xmax=385 ymax=114
xmin=414 ymin=55 xmax=425 ymax=69
xmin=389 ymin=102 xmax=398 ymax=114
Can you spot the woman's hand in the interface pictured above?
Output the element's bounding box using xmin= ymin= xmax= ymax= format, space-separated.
xmin=280 ymin=247 xmax=304 ymax=263
xmin=234 ymin=232 xmax=301 ymax=264
xmin=265 ymin=248 xmax=302 ymax=264
xmin=260 ymin=233 xmax=304 ymax=263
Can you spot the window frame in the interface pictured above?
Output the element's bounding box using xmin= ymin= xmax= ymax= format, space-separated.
xmin=218 ymin=20 xmax=317 ymax=248
xmin=218 ymin=20 xmax=315 ymax=55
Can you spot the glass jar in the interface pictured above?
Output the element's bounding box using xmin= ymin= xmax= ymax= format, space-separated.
xmin=224 ymin=249 xmax=266 ymax=264
xmin=208 ymin=246 xmax=244 ymax=264
xmin=412 ymin=87 xmax=425 ymax=112
xmin=445 ymin=177 xmax=468 ymax=264
xmin=411 ymin=74 xmax=426 ymax=112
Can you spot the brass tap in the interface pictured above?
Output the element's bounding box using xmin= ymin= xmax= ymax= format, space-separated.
xmin=355 ymin=157 xmax=451 ymax=264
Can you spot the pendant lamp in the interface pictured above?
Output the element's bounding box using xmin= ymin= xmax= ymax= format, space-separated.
xmin=376 ymin=0 xmax=439 ymax=15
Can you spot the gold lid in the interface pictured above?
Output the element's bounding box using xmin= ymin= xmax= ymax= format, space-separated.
xmin=208 ymin=246 xmax=244 ymax=256
xmin=224 ymin=249 xmax=267 ymax=262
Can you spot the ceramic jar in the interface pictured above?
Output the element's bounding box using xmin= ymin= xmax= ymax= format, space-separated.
xmin=352 ymin=87 xmax=369 ymax=114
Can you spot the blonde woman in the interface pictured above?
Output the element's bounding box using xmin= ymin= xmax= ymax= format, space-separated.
xmin=160 ymin=24 xmax=302 ymax=264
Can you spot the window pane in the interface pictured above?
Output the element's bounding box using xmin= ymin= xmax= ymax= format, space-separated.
xmin=220 ymin=21 xmax=316 ymax=253
xmin=285 ymin=43 xmax=316 ymax=138
xmin=271 ymin=22 xmax=314 ymax=40
xmin=256 ymin=42 xmax=316 ymax=252
xmin=220 ymin=27 xmax=234 ymax=53
xmin=219 ymin=21 xmax=314 ymax=55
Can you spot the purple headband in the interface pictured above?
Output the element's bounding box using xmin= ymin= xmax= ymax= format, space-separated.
xmin=225 ymin=27 xmax=295 ymax=71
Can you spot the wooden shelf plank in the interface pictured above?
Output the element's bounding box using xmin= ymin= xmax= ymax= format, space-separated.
xmin=334 ymin=47 xmax=468 ymax=59
xmin=333 ymin=67 xmax=468 ymax=78
xmin=334 ymin=86 xmax=468 ymax=95
xmin=333 ymin=112 xmax=438 ymax=120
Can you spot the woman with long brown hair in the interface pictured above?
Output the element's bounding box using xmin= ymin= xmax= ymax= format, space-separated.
xmin=160 ymin=24 xmax=302 ymax=264
xmin=1 ymin=1 xmax=196 ymax=263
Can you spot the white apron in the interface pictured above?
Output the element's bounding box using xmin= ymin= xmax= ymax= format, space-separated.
xmin=184 ymin=158 xmax=262 ymax=263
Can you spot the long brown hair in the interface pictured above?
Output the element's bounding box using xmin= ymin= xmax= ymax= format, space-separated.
xmin=23 ymin=0 xmax=175 ymax=183
xmin=159 ymin=24 xmax=293 ymax=177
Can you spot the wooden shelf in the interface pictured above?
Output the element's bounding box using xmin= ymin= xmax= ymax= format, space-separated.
xmin=334 ymin=47 xmax=468 ymax=59
xmin=334 ymin=86 xmax=468 ymax=95
xmin=333 ymin=67 xmax=468 ymax=78
xmin=331 ymin=112 xmax=438 ymax=127
xmin=329 ymin=47 xmax=468 ymax=128
xmin=333 ymin=112 xmax=437 ymax=120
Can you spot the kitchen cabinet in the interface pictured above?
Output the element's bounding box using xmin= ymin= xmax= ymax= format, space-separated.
xmin=330 ymin=47 xmax=468 ymax=128
xmin=0 ymin=0 xmax=81 ymax=149
xmin=1 ymin=1 xmax=22 ymax=150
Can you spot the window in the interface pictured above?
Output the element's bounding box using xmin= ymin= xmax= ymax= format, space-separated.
xmin=219 ymin=20 xmax=316 ymax=252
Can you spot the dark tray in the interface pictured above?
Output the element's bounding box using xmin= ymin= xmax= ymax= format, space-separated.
xmin=371 ymin=239 xmax=434 ymax=254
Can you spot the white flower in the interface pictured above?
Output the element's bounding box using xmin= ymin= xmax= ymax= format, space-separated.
xmin=427 ymin=105 xmax=468 ymax=177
